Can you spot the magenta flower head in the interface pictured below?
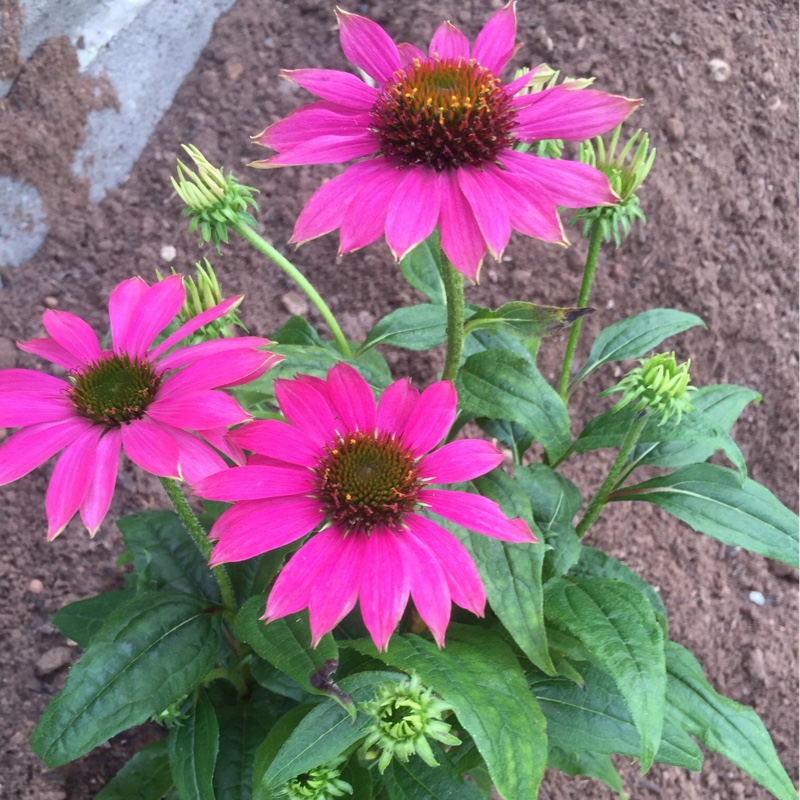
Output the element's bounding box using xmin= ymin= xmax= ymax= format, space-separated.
xmin=251 ymin=2 xmax=640 ymax=280
xmin=0 ymin=275 xmax=282 ymax=538
xmin=195 ymin=362 xmax=537 ymax=650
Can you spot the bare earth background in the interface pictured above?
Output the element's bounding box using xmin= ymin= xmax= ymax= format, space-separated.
xmin=0 ymin=1 xmax=797 ymax=798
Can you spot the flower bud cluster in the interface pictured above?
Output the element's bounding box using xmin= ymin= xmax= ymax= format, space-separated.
xmin=276 ymin=760 xmax=352 ymax=800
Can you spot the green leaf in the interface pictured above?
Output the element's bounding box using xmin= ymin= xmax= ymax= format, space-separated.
xmin=573 ymin=308 xmax=706 ymax=386
xmin=529 ymin=662 xmax=702 ymax=770
xmin=456 ymin=350 xmax=571 ymax=462
xmin=94 ymin=739 xmax=173 ymax=799
xmin=614 ymin=463 xmax=800 ymax=567
xmin=399 ymin=233 xmax=445 ymax=304
xmin=350 ymin=626 xmax=548 ymax=800
xmin=465 ymin=302 xmax=591 ymax=340
xmin=32 ymin=592 xmax=222 ymax=768
xmin=167 ymin=690 xmax=219 ymax=800
xmin=234 ymin=599 xmax=338 ymax=695
xmin=52 ymin=589 xmax=136 ymax=648
xmin=261 ymin=671 xmax=404 ymax=791
xmin=270 ymin=316 xmax=324 ymax=346
xmin=476 ymin=418 xmax=533 ymax=462
xmin=574 ymin=405 xmax=747 ymax=480
xmin=543 ymin=577 xmax=666 ymax=772
xmin=360 ymin=304 xmax=447 ymax=352
xmin=630 ymin=383 xmax=761 ymax=469
xmin=547 ymin=746 xmax=625 ymax=798
xmin=118 ymin=511 xmax=220 ymax=602
xmin=382 ymin=742 xmax=484 ymax=800
xmin=665 ymin=641 xmax=796 ymax=800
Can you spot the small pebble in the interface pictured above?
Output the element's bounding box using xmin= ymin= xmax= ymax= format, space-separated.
xmin=744 ymin=648 xmax=768 ymax=684
xmin=44 ymin=295 xmax=59 ymax=308
xmin=665 ymin=117 xmax=685 ymax=142
xmin=748 ymin=590 xmax=765 ymax=605
xmin=708 ymin=58 xmax=731 ymax=82
xmin=160 ymin=245 xmax=177 ymax=262
xmin=29 ymin=578 xmax=44 ymax=594
xmin=767 ymin=95 xmax=782 ymax=111
xmin=668 ymin=32 xmax=683 ymax=46
xmin=35 ymin=647 xmax=73 ymax=677
xmin=225 ymin=59 xmax=244 ymax=82
xmin=281 ymin=291 xmax=310 ymax=317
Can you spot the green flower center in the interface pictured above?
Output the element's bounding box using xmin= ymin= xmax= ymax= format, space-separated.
xmin=314 ymin=431 xmax=423 ymax=533
xmin=68 ymin=354 xmax=162 ymax=426
xmin=370 ymin=57 xmax=517 ymax=171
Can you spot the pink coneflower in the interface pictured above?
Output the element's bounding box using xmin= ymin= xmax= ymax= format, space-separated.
xmin=195 ymin=362 xmax=537 ymax=650
xmin=0 ymin=275 xmax=281 ymax=538
xmin=251 ymin=2 xmax=639 ymax=280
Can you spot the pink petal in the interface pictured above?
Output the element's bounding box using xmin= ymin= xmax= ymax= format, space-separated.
xmin=0 ymin=369 xmax=68 ymax=394
xmin=262 ymin=134 xmax=378 ymax=167
xmin=0 ymin=394 xmax=73 ymax=427
xmin=119 ymin=274 xmax=185 ymax=358
xmin=157 ymin=350 xmax=277 ymax=397
xmin=42 ymin=310 xmax=101 ymax=364
xmin=210 ymin=496 xmax=324 ymax=565
xmin=120 ymin=418 xmax=181 ymax=479
xmin=336 ymin=10 xmax=402 ymax=84
xmin=194 ymin=464 xmax=314 ymax=501
xmin=256 ymin=101 xmax=372 ymax=150
xmin=421 ymin=488 xmax=537 ymax=543
xmin=457 ymin=165 xmax=512 ymax=258
xmin=0 ymin=417 xmax=91 ymax=485
xmin=403 ymin=532 xmax=453 ymax=647
xmin=385 ymin=167 xmax=442 ymax=261
xmin=168 ymin=428 xmax=228 ymax=486
xmin=291 ymin=166 xmax=363 ymax=245
xmin=513 ymin=86 xmax=641 ymax=142
xmin=149 ymin=296 xmax=247 ymax=361
xmin=80 ymin=429 xmax=122 ymax=535
xmin=404 ymin=514 xmax=486 ymax=615
xmin=155 ymin=335 xmax=272 ymax=371
xmin=397 ymin=42 xmax=426 ymax=66
xmin=504 ymin=67 xmax=537 ymax=96
xmin=429 ymin=21 xmax=470 ymax=60
xmin=146 ymin=391 xmax=249 ymax=430
xmin=438 ymin=170 xmax=487 ymax=281
xmin=264 ymin=527 xmax=347 ymax=620
xmin=275 ymin=378 xmax=339 ymax=444
xmin=46 ymin=426 xmax=103 ymax=539
xmin=108 ymin=277 xmax=149 ymax=352
xmin=359 ymin=528 xmax=409 ymax=651
xmin=376 ymin=378 xmax=419 ymax=436
xmin=200 ymin=426 xmax=246 ymax=466
xmin=307 ymin=529 xmax=364 ymax=644
xmin=401 ymin=381 xmax=457 ymax=456
xmin=418 ymin=439 xmax=503 ymax=483
xmin=471 ymin=1 xmax=519 ymax=75
xmin=327 ymin=362 xmax=377 ymax=433
xmin=17 ymin=336 xmax=82 ymax=371
xmin=279 ymin=68 xmax=378 ymax=109
xmin=229 ymin=419 xmax=320 ymax=468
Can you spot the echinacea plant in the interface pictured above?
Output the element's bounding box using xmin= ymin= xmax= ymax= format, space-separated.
xmin=3 ymin=4 xmax=796 ymax=800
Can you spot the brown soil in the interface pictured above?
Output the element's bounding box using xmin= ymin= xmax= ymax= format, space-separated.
xmin=0 ymin=1 xmax=797 ymax=798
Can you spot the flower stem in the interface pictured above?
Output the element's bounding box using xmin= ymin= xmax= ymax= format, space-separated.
xmin=575 ymin=411 xmax=648 ymax=538
xmin=440 ymin=255 xmax=465 ymax=382
xmin=160 ymin=477 xmax=237 ymax=613
xmin=557 ymin=221 xmax=604 ymax=400
xmin=231 ymin=221 xmax=352 ymax=358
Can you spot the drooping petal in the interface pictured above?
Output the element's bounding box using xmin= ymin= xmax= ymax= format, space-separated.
xmin=108 ymin=277 xmax=149 ymax=351
xmin=257 ymin=101 xmax=372 ymax=150
xmin=429 ymin=21 xmax=470 ymax=60
xmin=513 ymin=85 xmax=640 ymax=142
xmin=275 ymin=377 xmax=339 ymax=444
xmin=80 ymin=429 xmax=122 ymax=535
xmin=229 ymin=419 xmax=320 ymax=468
xmin=146 ymin=390 xmax=249 ymax=431
xmin=457 ymin=165 xmax=512 ymax=259
xmin=0 ymin=393 xmax=73 ymax=427
xmin=281 ymin=67 xmax=379 ymax=109
xmin=46 ymin=426 xmax=103 ymax=539
xmin=418 ymin=439 xmax=503 ymax=484
xmin=421 ymin=488 xmax=537 ymax=543
xmin=359 ymin=528 xmax=410 ymax=650
xmin=157 ymin=350 xmax=276 ymax=397
xmin=168 ymin=428 xmax=228 ymax=486
xmin=262 ymin=134 xmax=378 ymax=168
xmin=264 ymin=527 xmax=346 ymax=620
xmin=0 ymin=369 xmax=68 ymax=394
xmin=471 ymin=1 xmax=518 ymax=75
xmin=376 ymin=378 xmax=419 ymax=436
xmin=210 ymin=496 xmax=324 ymax=565
xmin=42 ymin=310 xmax=102 ymax=364
xmin=155 ymin=335 xmax=272 ymax=371
xmin=17 ymin=336 xmax=82 ymax=371
xmin=120 ymin=418 xmax=181 ymax=479
xmin=0 ymin=417 xmax=91 ymax=485
xmin=336 ymin=10 xmax=402 ymax=84
xmin=327 ymin=362 xmax=377 ymax=433
xmin=402 ymin=532 xmax=453 ymax=647
xmin=438 ymin=170 xmax=487 ymax=281
xmin=404 ymin=514 xmax=486 ymax=615
xmin=401 ymin=380 xmax=457 ymax=456
xmin=195 ymin=464 xmax=314 ymax=501
xmin=385 ymin=167 xmax=442 ymax=261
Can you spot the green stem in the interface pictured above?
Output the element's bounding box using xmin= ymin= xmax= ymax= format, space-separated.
xmin=558 ymin=221 xmax=604 ymax=400
xmin=440 ymin=255 xmax=465 ymax=382
xmin=232 ymin=222 xmax=352 ymax=358
xmin=160 ymin=477 xmax=237 ymax=613
xmin=575 ymin=411 xmax=648 ymax=538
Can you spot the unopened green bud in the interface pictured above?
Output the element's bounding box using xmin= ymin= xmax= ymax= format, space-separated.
xmin=172 ymin=144 xmax=259 ymax=253
xmin=361 ymin=673 xmax=461 ymax=773
xmin=276 ymin=759 xmax=352 ymax=800
xmin=600 ymin=351 xmax=695 ymax=425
